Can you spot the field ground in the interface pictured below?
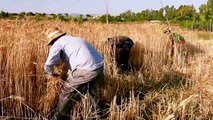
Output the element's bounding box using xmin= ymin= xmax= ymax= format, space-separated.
xmin=0 ymin=19 xmax=213 ymax=119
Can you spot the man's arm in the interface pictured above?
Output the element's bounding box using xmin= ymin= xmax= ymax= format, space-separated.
xmin=44 ymin=46 xmax=62 ymax=76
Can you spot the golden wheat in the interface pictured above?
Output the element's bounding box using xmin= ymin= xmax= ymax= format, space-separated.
xmin=0 ymin=19 xmax=213 ymax=119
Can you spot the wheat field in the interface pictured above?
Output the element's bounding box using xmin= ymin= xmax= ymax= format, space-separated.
xmin=0 ymin=19 xmax=213 ymax=119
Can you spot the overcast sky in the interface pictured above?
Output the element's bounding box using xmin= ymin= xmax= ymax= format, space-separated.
xmin=0 ymin=0 xmax=208 ymax=15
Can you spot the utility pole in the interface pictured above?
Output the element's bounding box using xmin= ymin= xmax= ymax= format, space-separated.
xmin=161 ymin=1 xmax=170 ymax=27
xmin=106 ymin=0 xmax=109 ymax=24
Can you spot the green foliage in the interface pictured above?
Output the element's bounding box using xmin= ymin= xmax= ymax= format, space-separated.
xmin=73 ymin=15 xmax=87 ymax=23
xmin=0 ymin=11 xmax=10 ymax=18
xmin=86 ymin=14 xmax=91 ymax=18
xmin=119 ymin=10 xmax=136 ymax=21
xmin=18 ymin=12 xmax=26 ymax=19
xmin=26 ymin=12 xmax=35 ymax=16
xmin=0 ymin=0 xmax=213 ymax=31
xmin=175 ymin=5 xmax=196 ymax=21
xmin=99 ymin=14 xmax=114 ymax=23
xmin=164 ymin=5 xmax=177 ymax=20
xmin=207 ymin=0 xmax=213 ymax=16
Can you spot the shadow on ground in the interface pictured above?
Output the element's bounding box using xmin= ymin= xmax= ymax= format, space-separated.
xmin=185 ymin=41 xmax=204 ymax=57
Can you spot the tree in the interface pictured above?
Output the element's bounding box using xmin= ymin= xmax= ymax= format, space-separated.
xmin=26 ymin=12 xmax=35 ymax=16
xmin=164 ymin=5 xmax=177 ymax=20
xmin=206 ymin=0 xmax=213 ymax=20
xmin=99 ymin=14 xmax=114 ymax=23
xmin=64 ymin=13 xmax=69 ymax=17
xmin=175 ymin=5 xmax=196 ymax=20
xmin=199 ymin=4 xmax=208 ymax=14
xmin=0 ymin=11 xmax=10 ymax=18
xmin=119 ymin=10 xmax=136 ymax=21
xmin=86 ymin=14 xmax=92 ymax=18
xmin=207 ymin=0 xmax=213 ymax=15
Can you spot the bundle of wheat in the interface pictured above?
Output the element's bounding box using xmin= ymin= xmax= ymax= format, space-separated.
xmin=37 ymin=76 xmax=60 ymax=115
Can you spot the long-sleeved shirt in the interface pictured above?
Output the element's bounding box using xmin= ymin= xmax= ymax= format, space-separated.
xmin=44 ymin=35 xmax=104 ymax=75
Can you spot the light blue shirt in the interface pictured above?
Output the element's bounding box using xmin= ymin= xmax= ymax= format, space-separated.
xmin=44 ymin=35 xmax=104 ymax=75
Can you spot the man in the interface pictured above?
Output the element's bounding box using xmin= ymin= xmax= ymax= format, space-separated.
xmin=164 ymin=28 xmax=186 ymax=63
xmin=44 ymin=27 xmax=104 ymax=119
xmin=107 ymin=36 xmax=134 ymax=71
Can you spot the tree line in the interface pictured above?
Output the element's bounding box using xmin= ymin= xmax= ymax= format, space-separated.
xmin=100 ymin=0 xmax=213 ymax=31
xmin=1 ymin=0 xmax=213 ymax=31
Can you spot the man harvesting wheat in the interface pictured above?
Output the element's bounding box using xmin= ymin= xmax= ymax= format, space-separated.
xmin=164 ymin=28 xmax=187 ymax=64
xmin=107 ymin=36 xmax=134 ymax=72
xmin=44 ymin=27 xmax=104 ymax=120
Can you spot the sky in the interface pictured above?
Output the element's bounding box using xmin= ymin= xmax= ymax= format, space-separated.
xmin=0 ymin=0 xmax=208 ymax=16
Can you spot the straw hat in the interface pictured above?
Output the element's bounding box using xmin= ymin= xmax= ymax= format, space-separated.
xmin=46 ymin=27 xmax=66 ymax=45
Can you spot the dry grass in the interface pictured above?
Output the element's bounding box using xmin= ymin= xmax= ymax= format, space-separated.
xmin=0 ymin=19 xmax=213 ymax=119
xmin=37 ymin=76 xmax=60 ymax=115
